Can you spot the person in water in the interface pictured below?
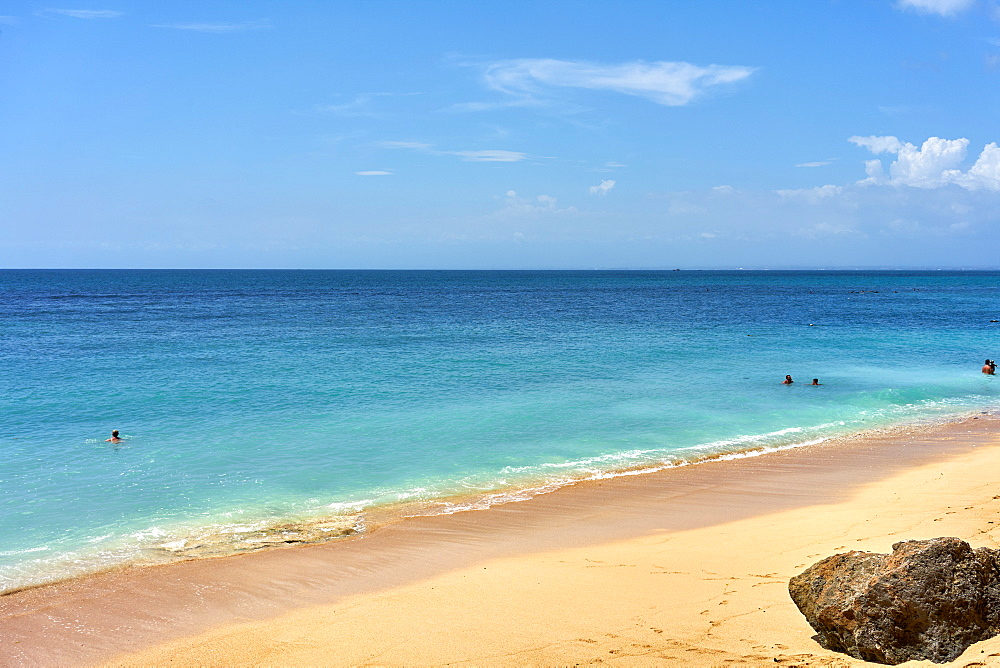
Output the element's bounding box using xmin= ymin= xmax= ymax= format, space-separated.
xmin=983 ymin=359 xmax=996 ymax=375
xmin=782 ymin=375 xmax=794 ymax=384
xmin=811 ymin=378 xmax=821 ymax=385
xmin=105 ymin=430 xmax=122 ymax=443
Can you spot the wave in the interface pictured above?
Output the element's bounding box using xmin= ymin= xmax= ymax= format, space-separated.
xmin=2 ymin=398 xmax=996 ymax=596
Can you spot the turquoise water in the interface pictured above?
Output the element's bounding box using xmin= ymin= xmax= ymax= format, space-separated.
xmin=2 ymin=270 xmax=999 ymax=591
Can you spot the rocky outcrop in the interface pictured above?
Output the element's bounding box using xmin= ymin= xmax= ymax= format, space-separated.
xmin=788 ymin=537 xmax=1000 ymax=664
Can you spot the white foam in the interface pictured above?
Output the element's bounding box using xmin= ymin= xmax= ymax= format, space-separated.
xmin=0 ymin=546 xmax=50 ymax=557
xmin=326 ymin=499 xmax=374 ymax=512
xmin=130 ymin=527 xmax=167 ymax=539
xmin=158 ymin=540 xmax=187 ymax=550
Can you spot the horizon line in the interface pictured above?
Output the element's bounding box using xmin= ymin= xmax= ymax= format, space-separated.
xmin=3 ymin=266 xmax=1000 ymax=272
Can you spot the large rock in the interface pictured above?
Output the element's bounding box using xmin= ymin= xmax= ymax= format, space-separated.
xmin=788 ymin=537 xmax=1000 ymax=664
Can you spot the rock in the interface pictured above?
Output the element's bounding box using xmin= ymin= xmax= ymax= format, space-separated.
xmin=788 ymin=537 xmax=1000 ymax=664
xmin=154 ymin=517 xmax=359 ymax=559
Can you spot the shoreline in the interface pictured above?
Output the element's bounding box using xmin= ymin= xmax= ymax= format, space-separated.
xmin=4 ymin=414 xmax=1000 ymax=666
xmin=6 ymin=409 xmax=988 ymax=599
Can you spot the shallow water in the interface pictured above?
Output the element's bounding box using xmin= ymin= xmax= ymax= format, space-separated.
xmin=2 ymin=269 xmax=998 ymax=591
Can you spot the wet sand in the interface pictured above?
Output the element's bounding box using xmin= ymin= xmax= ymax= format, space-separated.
xmin=4 ymin=416 xmax=1000 ymax=666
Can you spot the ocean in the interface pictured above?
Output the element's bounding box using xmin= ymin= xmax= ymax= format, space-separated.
xmin=1 ymin=269 xmax=998 ymax=593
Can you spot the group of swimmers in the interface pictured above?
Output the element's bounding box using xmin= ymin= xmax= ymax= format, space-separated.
xmin=782 ymin=376 xmax=821 ymax=385
xmin=783 ymin=359 xmax=996 ymax=386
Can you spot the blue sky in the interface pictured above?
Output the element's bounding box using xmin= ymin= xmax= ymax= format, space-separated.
xmin=3 ymin=0 xmax=1000 ymax=268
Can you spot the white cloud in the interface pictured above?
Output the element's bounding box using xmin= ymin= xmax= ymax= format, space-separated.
xmin=949 ymin=221 xmax=972 ymax=232
xmin=150 ymin=20 xmax=270 ymax=32
xmin=355 ymin=171 xmax=393 ymax=176
xmin=315 ymin=93 xmax=420 ymax=117
xmin=314 ymin=92 xmax=420 ymax=118
xmin=775 ymin=185 xmax=844 ymax=199
xmin=655 ymin=181 xmax=1000 ymax=245
xmin=44 ymin=8 xmax=122 ymax=18
xmin=863 ymin=159 xmax=885 ymax=181
xmin=896 ymin=0 xmax=975 ymax=16
xmin=486 ymin=191 xmax=580 ymax=219
xmin=480 ymin=58 xmax=756 ymax=107
xmin=668 ymin=199 xmax=708 ymax=216
xmin=592 ymin=161 xmax=625 ymax=174
xmin=891 ymin=137 xmax=968 ymax=183
xmin=316 ymin=95 xmax=377 ymax=115
xmin=446 ymin=99 xmax=545 ymax=113
xmin=805 ymin=185 xmax=843 ymax=198
xmin=776 ymin=185 xmax=844 ymax=202
xmin=851 ymin=135 xmax=1000 ymax=190
xmin=377 ymin=142 xmax=528 ymax=163
xmin=588 ymin=180 xmax=616 ymax=195
xmin=380 ymin=141 xmax=433 ymax=150
xmin=967 ymin=142 xmax=1000 ymax=185
xmin=795 ymin=161 xmax=831 ymax=168
xmin=791 ymin=221 xmax=862 ymax=238
xmin=449 ymin=150 xmax=527 ymax=162
xmin=849 ymin=135 xmax=905 ymax=154
xmin=634 ymin=150 xmax=1000 ymax=265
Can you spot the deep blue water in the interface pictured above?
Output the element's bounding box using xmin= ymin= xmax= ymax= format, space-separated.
xmin=1 ymin=269 xmax=998 ymax=591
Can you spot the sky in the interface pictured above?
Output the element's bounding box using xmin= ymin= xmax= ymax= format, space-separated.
xmin=2 ymin=0 xmax=1000 ymax=269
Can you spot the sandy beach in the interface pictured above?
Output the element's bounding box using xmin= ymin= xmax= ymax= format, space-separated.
xmin=5 ymin=416 xmax=1000 ymax=667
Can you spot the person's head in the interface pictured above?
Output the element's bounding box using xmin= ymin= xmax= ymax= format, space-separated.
xmin=111 ymin=430 xmax=119 ymax=437
xmin=812 ymin=379 xmax=819 ymax=385
xmin=785 ymin=375 xmax=792 ymax=381
xmin=987 ymin=359 xmax=992 ymax=365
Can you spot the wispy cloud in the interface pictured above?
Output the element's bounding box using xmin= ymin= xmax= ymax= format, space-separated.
xmin=592 ymin=161 xmax=626 ymax=173
xmin=490 ymin=190 xmax=577 ymax=218
xmin=895 ymin=0 xmax=975 ymax=16
xmin=150 ymin=19 xmax=270 ymax=33
xmin=378 ymin=141 xmax=529 ymax=163
xmin=448 ymin=150 xmax=527 ymax=162
xmin=776 ymin=185 xmax=844 ymax=201
xmin=796 ymin=161 xmax=831 ymax=168
xmin=380 ymin=141 xmax=433 ymax=150
xmin=476 ymin=58 xmax=756 ymax=107
xmin=448 ymin=99 xmax=546 ymax=113
xmin=589 ymin=179 xmax=616 ymax=195
xmin=315 ymin=95 xmax=379 ymax=116
xmin=850 ymin=135 xmax=1000 ymax=190
xmin=356 ymin=171 xmax=393 ymax=176
xmin=314 ymin=92 xmax=419 ymax=118
xmin=43 ymin=8 xmax=122 ymax=19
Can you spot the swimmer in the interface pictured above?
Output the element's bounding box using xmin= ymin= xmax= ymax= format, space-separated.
xmin=105 ymin=430 xmax=122 ymax=443
xmin=782 ymin=375 xmax=794 ymax=384
xmin=983 ymin=359 xmax=996 ymax=375
xmin=811 ymin=378 xmax=821 ymax=385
